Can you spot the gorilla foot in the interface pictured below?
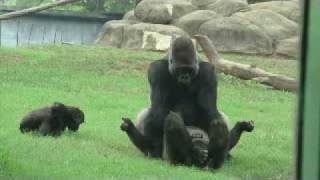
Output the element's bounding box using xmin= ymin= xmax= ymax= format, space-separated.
xmin=226 ymin=153 xmax=232 ymax=160
xmin=207 ymin=156 xmax=225 ymax=169
xmin=120 ymin=117 xmax=134 ymax=132
xmin=192 ymin=147 xmax=208 ymax=166
xmin=238 ymin=120 xmax=254 ymax=132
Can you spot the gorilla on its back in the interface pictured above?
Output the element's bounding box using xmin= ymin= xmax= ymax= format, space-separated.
xmin=121 ymin=36 xmax=254 ymax=169
xmin=20 ymin=102 xmax=85 ymax=136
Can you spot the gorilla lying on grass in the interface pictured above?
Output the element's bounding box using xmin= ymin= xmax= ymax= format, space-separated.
xmin=122 ymin=110 xmax=254 ymax=168
xmin=20 ymin=102 xmax=85 ymax=136
xmin=120 ymin=36 xmax=254 ymax=169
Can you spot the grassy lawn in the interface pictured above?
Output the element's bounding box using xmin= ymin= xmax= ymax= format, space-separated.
xmin=0 ymin=45 xmax=297 ymax=179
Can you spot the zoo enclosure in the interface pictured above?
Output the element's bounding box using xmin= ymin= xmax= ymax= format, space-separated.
xmin=0 ymin=8 xmax=123 ymax=47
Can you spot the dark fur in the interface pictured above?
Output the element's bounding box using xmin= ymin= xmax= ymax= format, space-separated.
xmin=122 ymin=110 xmax=254 ymax=168
xmin=20 ymin=102 xmax=84 ymax=136
xmin=121 ymin=36 xmax=253 ymax=169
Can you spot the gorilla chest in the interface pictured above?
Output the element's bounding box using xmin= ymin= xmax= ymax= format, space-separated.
xmin=169 ymin=96 xmax=200 ymax=126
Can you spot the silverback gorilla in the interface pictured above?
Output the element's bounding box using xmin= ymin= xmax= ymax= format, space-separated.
xmin=20 ymin=102 xmax=85 ymax=136
xmin=120 ymin=36 xmax=254 ymax=169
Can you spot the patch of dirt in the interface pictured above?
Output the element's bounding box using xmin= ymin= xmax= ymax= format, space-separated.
xmin=0 ymin=54 xmax=25 ymax=63
xmin=119 ymin=59 xmax=151 ymax=72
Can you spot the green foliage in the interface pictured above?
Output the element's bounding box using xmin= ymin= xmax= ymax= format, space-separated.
xmin=82 ymin=0 xmax=105 ymax=12
xmin=15 ymin=0 xmax=50 ymax=8
xmin=104 ymin=0 xmax=136 ymax=13
xmin=0 ymin=0 xmax=17 ymax=6
xmin=82 ymin=0 xmax=136 ymax=13
xmin=0 ymin=45 xmax=296 ymax=179
xmin=6 ymin=0 xmax=135 ymax=13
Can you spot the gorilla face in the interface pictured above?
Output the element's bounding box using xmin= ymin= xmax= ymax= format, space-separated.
xmin=168 ymin=36 xmax=199 ymax=85
xmin=66 ymin=107 xmax=85 ymax=131
xmin=71 ymin=108 xmax=85 ymax=124
xmin=173 ymin=67 xmax=197 ymax=85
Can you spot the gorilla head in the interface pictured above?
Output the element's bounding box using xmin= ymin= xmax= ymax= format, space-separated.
xmin=65 ymin=106 xmax=85 ymax=131
xmin=168 ymin=36 xmax=199 ymax=85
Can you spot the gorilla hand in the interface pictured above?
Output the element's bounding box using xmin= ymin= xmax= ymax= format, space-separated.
xmin=121 ymin=118 xmax=134 ymax=132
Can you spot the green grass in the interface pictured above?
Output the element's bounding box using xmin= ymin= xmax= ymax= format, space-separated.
xmin=0 ymin=45 xmax=297 ymax=179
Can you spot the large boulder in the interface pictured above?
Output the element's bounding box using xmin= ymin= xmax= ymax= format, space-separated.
xmin=199 ymin=16 xmax=273 ymax=54
xmin=250 ymin=1 xmax=301 ymax=22
xmin=206 ymin=0 xmax=250 ymax=17
xmin=173 ymin=10 xmax=220 ymax=35
xmin=235 ymin=10 xmax=298 ymax=41
xmin=134 ymin=0 xmax=197 ymax=24
xmin=122 ymin=10 xmax=138 ymax=21
xmin=122 ymin=23 xmax=189 ymax=51
xmin=191 ymin=0 xmax=217 ymax=8
xmin=95 ymin=20 xmax=138 ymax=48
xmin=276 ymin=37 xmax=299 ymax=58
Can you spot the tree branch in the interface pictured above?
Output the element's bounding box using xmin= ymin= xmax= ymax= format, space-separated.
xmin=0 ymin=0 xmax=80 ymax=20
xmin=194 ymin=35 xmax=298 ymax=92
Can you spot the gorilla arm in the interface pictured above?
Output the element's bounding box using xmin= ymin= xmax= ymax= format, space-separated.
xmin=140 ymin=61 xmax=171 ymax=157
xmin=121 ymin=61 xmax=170 ymax=158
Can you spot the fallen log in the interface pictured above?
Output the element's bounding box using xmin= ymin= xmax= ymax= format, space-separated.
xmin=0 ymin=0 xmax=80 ymax=20
xmin=194 ymin=35 xmax=298 ymax=92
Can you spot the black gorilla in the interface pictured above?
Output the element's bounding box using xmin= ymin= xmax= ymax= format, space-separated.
xmin=122 ymin=110 xmax=254 ymax=167
xmin=20 ymin=102 xmax=85 ymax=136
xmin=121 ymin=36 xmax=254 ymax=169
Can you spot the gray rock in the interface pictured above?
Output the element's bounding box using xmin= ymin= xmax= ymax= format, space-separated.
xmin=276 ymin=37 xmax=299 ymax=58
xmin=250 ymin=1 xmax=301 ymax=22
xmin=95 ymin=20 xmax=138 ymax=48
xmin=173 ymin=10 xmax=220 ymax=35
xmin=206 ymin=0 xmax=250 ymax=17
xmin=235 ymin=10 xmax=298 ymax=41
xmin=199 ymin=16 xmax=273 ymax=54
xmin=191 ymin=0 xmax=217 ymax=8
xmin=122 ymin=23 xmax=189 ymax=51
xmin=134 ymin=0 xmax=197 ymax=24
xmin=123 ymin=10 xmax=138 ymax=21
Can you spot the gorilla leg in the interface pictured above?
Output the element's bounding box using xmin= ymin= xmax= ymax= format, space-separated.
xmin=228 ymin=120 xmax=254 ymax=151
xmin=121 ymin=118 xmax=150 ymax=156
xmin=39 ymin=121 xmax=53 ymax=136
xmin=38 ymin=119 xmax=64 ymax=136
xmin=207 ymin=118 xmax=229 ymax=169
xmin=20 ymin=117 xmax=43 ymax=133
xmin=121 ymin=108 xmax=166 ymax=157
xmin=19 ymin=108 xmax=49 ymax=133
xmin=163 ymin=112 xmax=195 ymax=165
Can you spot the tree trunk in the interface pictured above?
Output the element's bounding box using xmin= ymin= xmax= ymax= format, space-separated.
xmin=0 ymin=0 xmax=80 ymax=20
xmin=95 ymin=0 xmax=105 ymax=13
xmin=194 ymin=35 xmax=298 ymax=92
